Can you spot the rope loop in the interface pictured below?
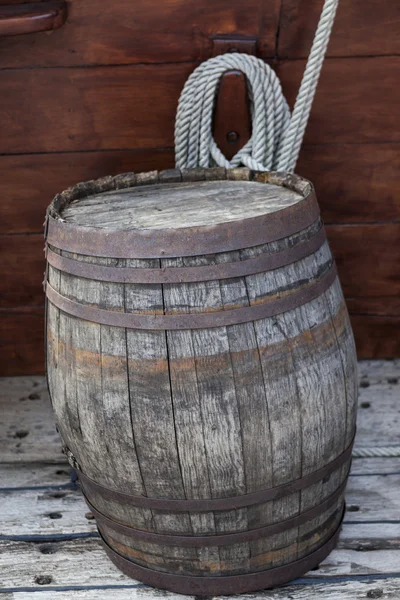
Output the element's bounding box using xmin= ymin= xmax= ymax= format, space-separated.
xmin=175 ymin=0 xmax=339 ymax=174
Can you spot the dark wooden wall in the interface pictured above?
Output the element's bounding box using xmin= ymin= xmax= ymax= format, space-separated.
xmin=1 ymin=0 xmax=399 ymax=375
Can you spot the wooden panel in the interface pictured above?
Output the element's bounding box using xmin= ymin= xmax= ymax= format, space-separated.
xmin=278 ymin=0 xmax=400 ymax=58
xmin=1 ymin=235 xmax=45 ymax=307
xmin=277 ymin=57 xmax=400 ymax=145
xmin=0 ymin=149 xmax=174 ymax=234
xmin=0 ymin=1 xmax=67 ymax=37
xmin=0 ymin=64 xmax=190 ymax=154
xmin=0 ymin=0 xmax=280 ymax=68
xmin=297 ymin=143 xmax=400 ymax=224
xmin=0 ymin=57 xmax=398 ymax=155
xmin=325 ymin=225 xmax=400 ymax=298
xmin=0 ymin=308 xmax=44 ymax=376
xmin=351 ymin=315 xmax=400 ymax=359
xmin=347 ymin=297 xmax=400 ymax=317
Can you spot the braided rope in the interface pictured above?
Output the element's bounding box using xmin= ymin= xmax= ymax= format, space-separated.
xmin=175 ymin=0 xmax=339 ymax=173
xmin=352 ymin=447 xmax=400 ymax=458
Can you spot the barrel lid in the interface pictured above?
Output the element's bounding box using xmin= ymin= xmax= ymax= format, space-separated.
xmin=46 ymin=168 xmax=319 ymax=258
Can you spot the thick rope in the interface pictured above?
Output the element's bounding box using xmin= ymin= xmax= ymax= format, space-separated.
xmin=352 ymin=447 xmax=400 ymax=459
xmin=175 ymin=0 xmax=339 ymax=173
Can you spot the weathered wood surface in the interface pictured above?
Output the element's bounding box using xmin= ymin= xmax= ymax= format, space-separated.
xmin=0 ymin=463 xmax=71 ymax=489
xmin=0 ymin=361 xmax=399 ymax=598
xmin=1 ymin=488 xmax=97 ymax=537
xmin=62 ymin=181 xmax=302 ymax=229
xmin=44 ymin=175 xmax=356 ymax=579
xmin=2 ymin=581 xmax=400 ymax=600
xmin=3 ymin=581 xmax=400 ymax=600
xmin=353 ymin=379 xmax=400 ymax=450
xmin=0 ymin=377 xmax=63 ymax=463
xmin=1 ymin=539 xmax=400 ymax=588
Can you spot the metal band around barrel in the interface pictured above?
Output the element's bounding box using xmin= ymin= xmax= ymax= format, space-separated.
xmin=46 ymin=225 xmax=325 ymax=284
xmin=78 ymin=429 xmax=354 ymax=512
xmin=99 ymin=508 xmax=344 ymax=596
xmin=84 ymin=478 xmax=347 ymax=548
xmin=46 ymin=191 xmax=320 ymax=259
xmin=46 ymin=263 xmax=337 ymax=331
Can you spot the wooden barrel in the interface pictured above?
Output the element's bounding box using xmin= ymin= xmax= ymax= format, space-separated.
xmin=45 ymin=167 xmax=358 ymax=595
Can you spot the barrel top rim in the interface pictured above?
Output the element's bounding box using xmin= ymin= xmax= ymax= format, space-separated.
xmin=45 ymin=168 xmax=319 ymax=259
xmin=60 ymin=179 xmax=304 ymax=232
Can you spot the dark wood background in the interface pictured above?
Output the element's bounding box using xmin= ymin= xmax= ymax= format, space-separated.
xmin=1 ymin=0 xmax=399 ymax=375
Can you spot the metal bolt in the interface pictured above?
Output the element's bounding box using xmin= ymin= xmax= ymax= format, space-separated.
xmin=226 ymin=131 xmax=240 ymax=144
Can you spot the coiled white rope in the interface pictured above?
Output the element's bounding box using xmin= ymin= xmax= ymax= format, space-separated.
xmin=175 ymin=0 xmax=339 ymax=173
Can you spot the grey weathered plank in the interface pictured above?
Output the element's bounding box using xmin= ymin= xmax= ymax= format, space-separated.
xmin=1 ymin=487 xmax=97 ymax=537
xmin=359 ymin=360 xmax=400 ymax=383
xmin=119 ymin=252 xmax=196 ymax=573
xmin=161 ymin=255 xmax=220 ymax=571
xmin=355 ymin=379 xmax=400 ymax=450
xmin=0 ymin=463 xmax=71 ymax=489
xmin=0 ymin=377 xmax=63 ymax=464
xmin=61 ymin=181 xmax=302 ymax=230
xmin=1 ymin=538 xmax=400 ymax=589
xmin=350 ymin=458 xmax=400 ymax=476
xmin=216 ymin=248 xmax=274 ymax=572
xmin=239 ymin=225 xmax=347 ymax=567
xmin=180 ymin=251 xmax=249 ymax=575
xmin=3 ymin=578 xmax=400 ymax=599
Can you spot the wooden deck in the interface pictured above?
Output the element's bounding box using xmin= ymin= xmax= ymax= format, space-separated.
xmin=1 ymin=360 xmax=400 ymax=599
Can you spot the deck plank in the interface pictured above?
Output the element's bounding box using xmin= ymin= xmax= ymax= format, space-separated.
xmin=0 ymin=377 xmax=64 ymax=463
xmin=2 ymin=578 xmax=400 ymax=599
xmin=1 ymin=470 xmax=399 ymax=537
xmin=0 ymin=538 xmax=400 ymax=588
xmin=0 ymin=464 xmax=71 ymax=489
xmin=0 ymin=362 xmax=399 ymax=598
